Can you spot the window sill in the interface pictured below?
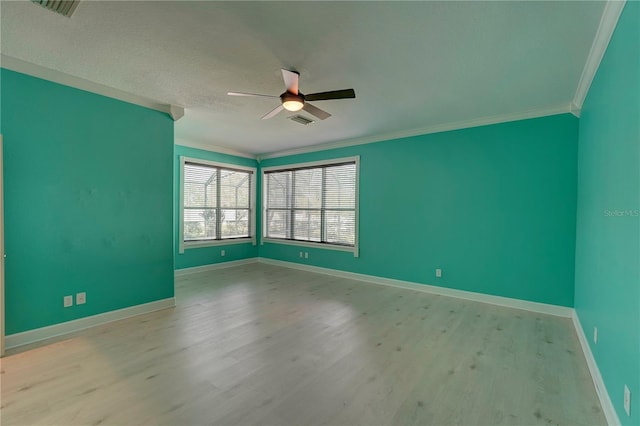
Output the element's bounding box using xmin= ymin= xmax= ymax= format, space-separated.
xmin=180 ymin=237 xmax=255 ymax=253
xmin=262 ymin=238 xmax=359 ymax=257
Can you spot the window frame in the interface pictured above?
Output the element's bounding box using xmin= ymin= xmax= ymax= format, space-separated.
xmin=179 ymin=156 xmax=256 ymax=253
xmin=261 ymin=156 xmax=360 ymax=257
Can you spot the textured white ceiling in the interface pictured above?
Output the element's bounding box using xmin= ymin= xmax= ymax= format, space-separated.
xmin=1 ymin=1 xmax=605 ymax=156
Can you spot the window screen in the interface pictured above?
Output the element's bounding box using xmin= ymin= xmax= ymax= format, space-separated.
xmin=264 ymin=161 xmax=356 ymax=246
xmin=183 ymin=161 xmax=252 ymax=242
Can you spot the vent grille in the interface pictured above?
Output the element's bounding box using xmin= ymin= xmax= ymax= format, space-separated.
xmin=31 ymin=0 xmax=80 ymax=17
xmin=289 ymin=115 xmax=315 ymax=125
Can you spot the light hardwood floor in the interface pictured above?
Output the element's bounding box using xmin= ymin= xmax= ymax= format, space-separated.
xmin=1 ymin=263 xmax=605 ymax=425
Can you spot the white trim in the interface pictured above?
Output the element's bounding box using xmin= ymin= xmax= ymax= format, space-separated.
xmin=257 ymin=258 xmax=573 ymax=318
xmin=179 ymin=156 xmax=185 ymax=254
xmin=570 ymin=102 xmax=582 ymax=118
xmin=0 ymin=135 xmax=4 ymax=356
xmin=262 ymin=238 xmax=356 ymax=253
xmin=572 ymin=1 xmax=626 ymax=110
xmin=175 ymin=138 xmax=257 ymax=160
xmin=184 ymin=238 xmax=254 ymax=250
xmin=572 ymin=311 xmax=620 ymax=426
xmin=181 ymin=155 xmax=258 ymax=174
xmin=353 ymin=157 xmax=360 ymax=258
xmin=5 ymin=298 xmax=175 ymax=350
xmin=179 ymin=156 xmax=257 ymax=254
xmin=169 ymin=105 xmax=185 ymax=121
xmin=260 ymin=155 xmax=360 ymax=173
xmin=174 ymin=259 xmax=617 ymax=424
xmin=174 ymin=258 xmax=259 ymax=276
xmin=0 ymin=54 xmax=182 ymax=119
xmin=258 ymin=104 xmax=572 ymax=160
xmin=262 ymin=156 xmax=360 ymax=257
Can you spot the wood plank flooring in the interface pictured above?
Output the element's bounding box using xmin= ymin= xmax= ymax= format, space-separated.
xmin=1 ymin=263 xmax=605 ymax=425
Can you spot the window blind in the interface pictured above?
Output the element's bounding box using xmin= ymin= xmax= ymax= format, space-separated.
xmin=265 ymin=161 xmax=356 ymax=246
xmin=183 ymin=162 xmax=252 ymax=241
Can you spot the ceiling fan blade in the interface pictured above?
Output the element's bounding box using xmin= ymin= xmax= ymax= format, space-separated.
xmin=302 ymin=103 xmax=331 ymax=120
xmin=281 ymin=69 xmax=299 ymax=95
xmin=261 ymin=104 xmax=285 ymax=120
xmin=305 ymin=89 xmax=356 ymax=101
xmin=228 ymin=91 xmax=278 ymax=98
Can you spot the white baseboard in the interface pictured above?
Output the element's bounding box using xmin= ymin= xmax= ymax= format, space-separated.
xmin=257 ymin=258 xmax=619 ymax=424
xmin=4 ymin=258 xmax=617 ymax=425
xmin=572 ymin=311 xmax=620 ymax=426
xmin=257 ymin=258 xmax=573 ymax=318
xmin=174 ymin=258 xmax=259 ymax=276
xmin=5 ymin=298 xmax=175 ymax=350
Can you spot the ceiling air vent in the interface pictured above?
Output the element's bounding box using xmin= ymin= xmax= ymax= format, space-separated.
xmin=31 ymin=0 xmax=80 ymax=18
xmin=289 ymin=115 xmax=315 ymax=126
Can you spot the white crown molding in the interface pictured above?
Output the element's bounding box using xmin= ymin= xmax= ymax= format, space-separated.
xmin=572 ymin=311 xmax=620 ymax=426
xmin=169 ymin=105 xmax=185 ymax=121
xmin=573 ymin=0 xmax=626 ymax=110
xmin=175 ymin=138 xmax=257 ymax=160
xmin=0 ymin=54 xmax=183 ymax=120
xmin=258 ymin=103 xmax=572 ymax=161
xmin=257 ymin=258 xmax=573 ymax=318
xmin=570 ymin=102 xmax=582 ymax=118
xmin=5 ymin=298 xmax=175 ymax=350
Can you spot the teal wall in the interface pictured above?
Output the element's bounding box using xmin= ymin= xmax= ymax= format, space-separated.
xmin=2 ymin=9 xmax=636 ymax=417
xmin=260 ymin=114 xmax=579 ymax=306
xmin=174 ymin=145 xmax=259 ymax=269
xmin=0 ymin=67 xmax=3 ymax=133
xmin=1 ymin=69 xmax=175 ymax=335
xmin=574 ymin=2 xmax=640 ymax=424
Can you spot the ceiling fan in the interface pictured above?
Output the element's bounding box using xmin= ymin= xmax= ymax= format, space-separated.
xmin=228 ymin=69 xmax=356 ymax=121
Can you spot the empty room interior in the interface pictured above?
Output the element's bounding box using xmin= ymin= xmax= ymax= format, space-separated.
xmin=0 ymin=1 xmax=638 ymax=425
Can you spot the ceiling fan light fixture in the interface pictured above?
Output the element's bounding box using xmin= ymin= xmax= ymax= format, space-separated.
xmin=281 ymin=93 xmax=304 ymax=111
xmin=283 ymin=100 xmax=304 ymax=111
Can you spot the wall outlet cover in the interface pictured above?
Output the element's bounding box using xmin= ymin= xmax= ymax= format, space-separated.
xmin=64 ymin=295 xmax=73 ymax=307
xmin=593 ymin=326 xmax=598 ymax=344
xmin=76 ymin=292 xmax=86 ymax=305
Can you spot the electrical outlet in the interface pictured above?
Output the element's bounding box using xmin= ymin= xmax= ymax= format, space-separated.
xmin=63 ymin=295 xmax=73 ymax=307
xmin=76 ymin=292 xmax=86 ymax=305
xmin=624 ymin=385 xmax=631 ymax=416
xmin=593 ymin=326 xmax=598 ymax=344
xmin=221 ymin=249 xmax=225 ymax=257
xmin=304 ymin=252 xmax=309 ymax=259
xmin=299 ymin=251 xmax=303 ymax=258
xmin=435 ymin=268 xmax=442 ymax=278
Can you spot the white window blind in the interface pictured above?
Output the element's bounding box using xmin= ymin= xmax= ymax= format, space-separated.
xmin=264 ymin=161 xmax=357 ymax=247
xmin=183 ymin=161 xmax=252 ymax=242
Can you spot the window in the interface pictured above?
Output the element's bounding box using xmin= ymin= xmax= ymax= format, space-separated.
xmin=263 ymin=157 xmax=359 ymax=256
xmin=180 ymin=157 xmax=256 ymax=252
